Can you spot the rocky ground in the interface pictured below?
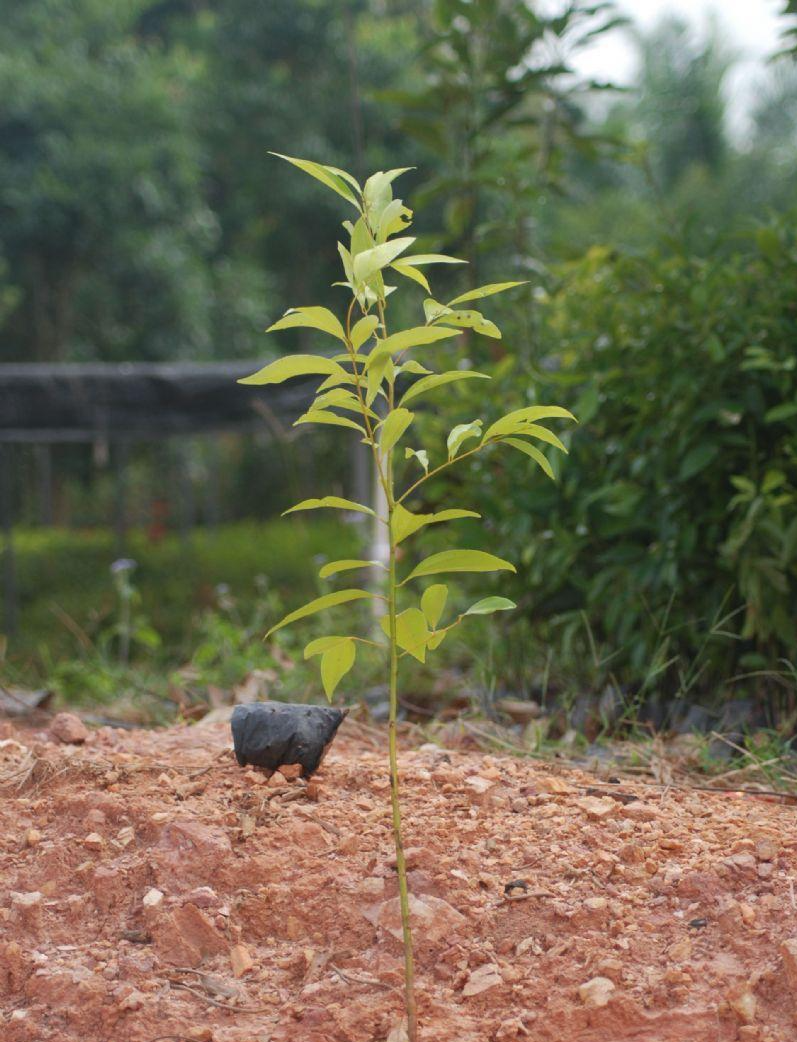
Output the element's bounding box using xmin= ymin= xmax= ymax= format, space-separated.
xmin=2 ymin=712 xmax=797 ymax=1042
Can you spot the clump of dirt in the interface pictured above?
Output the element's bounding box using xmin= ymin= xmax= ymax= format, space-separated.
xmin=1 ymin=714 xmax=797 ymax=1042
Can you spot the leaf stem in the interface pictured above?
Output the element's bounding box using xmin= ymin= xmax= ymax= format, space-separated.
xmin=398 ymin=441 xmax=489 ymax=503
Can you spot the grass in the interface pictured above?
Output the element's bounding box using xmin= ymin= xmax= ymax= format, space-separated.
xmin=6 ymin=518 xmax=361 ymax=681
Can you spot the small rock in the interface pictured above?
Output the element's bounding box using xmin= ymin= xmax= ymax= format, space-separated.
xmin=49 ymin=712 xmax=89 ymax=744
xmin=268 ymin=770 xmax=288 ymax=788
xmin=669 ymin=939 xmax=692 ymax=961
xmin=84 ymin=833 xmax=104 ymax=851
xmin=118 ymin=988 xmax=146 ymax=1011
xmin=25 ymin=828 xmax=42 ymax=848
xmin=725 ymin=852 xmax=757 ymax=872
xmin=11 ymin=891 xmax=43 ymax=910
xmin=387 ymin=846 xmax=426 ymax=871
xmin=363 ymin=894 xmax=466 ymax=944
xmin=781 ymin=938 xmax=797 ymax=990
xmin=728 ymin=985 xmax=756 ymax=1024
xmin=285 ymin=915 xmax=303 ymax=940
xmin=462 ymin=962 xmax=503 ymax=997
xmin=739 ymin=903 xmax=756 ymax=925
xmin=584 ymin=897 xmax=608 ymax=912
xmin=619 ymin=802 xmax=658 ymax=822
xmin=288 ymin=819 xmax=328 ymax=851
xmin=153 ymin=903 xmax=228 ymax=967
xmin=757 ymin=862 xmax=774 ymax=880
xmin=230 ymin=943 xmax=254 ymax=978
xmin=575 ymin=796 xmax=615 ymax=821
xmin=142 ymin=888 xmax=164 ymax=909
xmin=515 ymin=936 xmax=542 ymax=957
xmin=534 ymin=775 xmax=576 ymax=796
xmin=755 ymin=838 xmax=777 ymax=862
xmin=279 ymin=763 xmax=304 ymax=781
xmin=578 ymin=976 xmax=615 ymax=1008
xmin=495 ymin=698 xmax=541 ymax=723
xmin=184 ymin=886 xmax=220 ymax=909
xmin=465 ymin=775 xmax=494 ymax=796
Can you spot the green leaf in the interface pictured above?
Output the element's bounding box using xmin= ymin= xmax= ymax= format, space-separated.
xmin=378 ymin=199 xmax=413 ymax=242
xmin=435 ymin=309 xmax=501 ymax=338
xmin=283 ymin=496 xmax=375 ymax=518
xmin=421 ymin=584 xmax=448 ymax=628
xmin=380 ymin=408 xmax=414 ymax=455
xmin=313 ymin=388 xmax=377 ymax=419
xmin=391 ymin=261 xmax=430 ymax=293
xmin=503 ymin=438 xmax=555 ymax=480
xmin=678 ymin=443 xmax=720 ymax=481
xmin=447 ymin=419 xmax=483 ymax=459
xmin=464 ymin=596 xmax=516 ymax=616
xmin=400 ymin=370 xmax=490 ymax=406
xmin=399 ymin=254 xmax=466 ymax=266
xmin=447 ymin=281 xmax=527 ymax=306
xmin=269 ymin=152 xmax=360 ymax=206
xmin=321 ymin=638 xmax=356 ymax=699
xmin=238 ymin=354 xmax=347 ymax=386
xmin=404 ymin=549 xmax=516 ymax=583
xmin=379 ymin=326 xmax=460 ymax=355
xmin=353 ymin=237 xmax=415 ymax=284
xmin=267 ymin=306 xmax=346 ymax=342
xmin=295 ymin=410 xmax=366 ymax=434
xmin=323 ymin=164 xmax=362 ymax=193
xmin=380 ymin=607 xmax=430 ymax=663
xmin=423 ymin=298 xmax=453 ymax=324
xmin=350 ymin=314 xmax=380 ymax=351
xmin=319 ymin=558 xmax=382 ymax=579
xmin=363 ymin=168 xmax=413 ymax=222
xmin=483 ymin=406 xmax=576 ymax=441
xmin=392 ymin=504 xmax=481 ymax=544
xmin=395 ymin=360 xmax=432 ymax=376
xmin=764 ymin=401 xmax=797 ymax=423
xmin=316 ymin=370 xmax=358 ymax=391
xmin=404 ymin=447 xmax=429 ymax=473
xmin=304 ymin=635 xmax=352 ymax=658
xmin=266 ymin=589 xmax=373 ymax=637
xmin=510 ymin=423 xmax=568 ymax=453
xmin=366 ymin=350 xmax=394 ymax=406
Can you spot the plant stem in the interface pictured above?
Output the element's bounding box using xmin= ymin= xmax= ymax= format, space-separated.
xmin=381 ymin=293 xmax=417 ymax=1041
xmin=387 ymin=496 xmax=417 ymax=1041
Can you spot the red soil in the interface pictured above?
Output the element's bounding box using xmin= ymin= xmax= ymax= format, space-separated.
xmin=1 ymin=715 xmax=797 ymax=1042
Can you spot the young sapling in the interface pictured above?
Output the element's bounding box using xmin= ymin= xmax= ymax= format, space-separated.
xmin=241 ymin=155 xmax=574 ymax=1041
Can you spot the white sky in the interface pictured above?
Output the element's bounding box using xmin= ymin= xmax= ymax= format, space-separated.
xmin=572 ymin=0 xmax=788 ymax=134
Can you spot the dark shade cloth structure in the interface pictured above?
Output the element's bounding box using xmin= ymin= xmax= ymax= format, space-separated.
xmin=0 ymin=360 xmax=320 ymax=636
xmin=0 ymin=361 xmax=314 ymax=442
xmin=231 ymin=701 xmax=348 ymax=775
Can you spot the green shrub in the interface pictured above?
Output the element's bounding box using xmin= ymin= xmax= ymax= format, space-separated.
xmin=435 ymin=217 xmax=797 ymax=709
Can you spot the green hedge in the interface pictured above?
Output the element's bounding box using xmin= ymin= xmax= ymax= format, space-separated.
xmin=435 ymin=217 xmax=797 ymax=706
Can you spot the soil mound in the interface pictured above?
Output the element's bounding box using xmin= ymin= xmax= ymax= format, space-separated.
xmin=1 ymin=717 xmax=796 ymax=1041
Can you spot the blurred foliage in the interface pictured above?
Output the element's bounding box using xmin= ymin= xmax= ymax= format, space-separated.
xmin=10 ymin=518 xmax=359 ymax=672
xmin=0 ymin=0 xmax=224 ymax=361
xmin=379 ymin=0 xmax=623 ymax=272
xmin=421 ymin=217 xmax=797 ymax=706
xmin=781 ymin=0 xmax=797 ymax=57
xmin=2 ymin=1 xmax=797 ymax=718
